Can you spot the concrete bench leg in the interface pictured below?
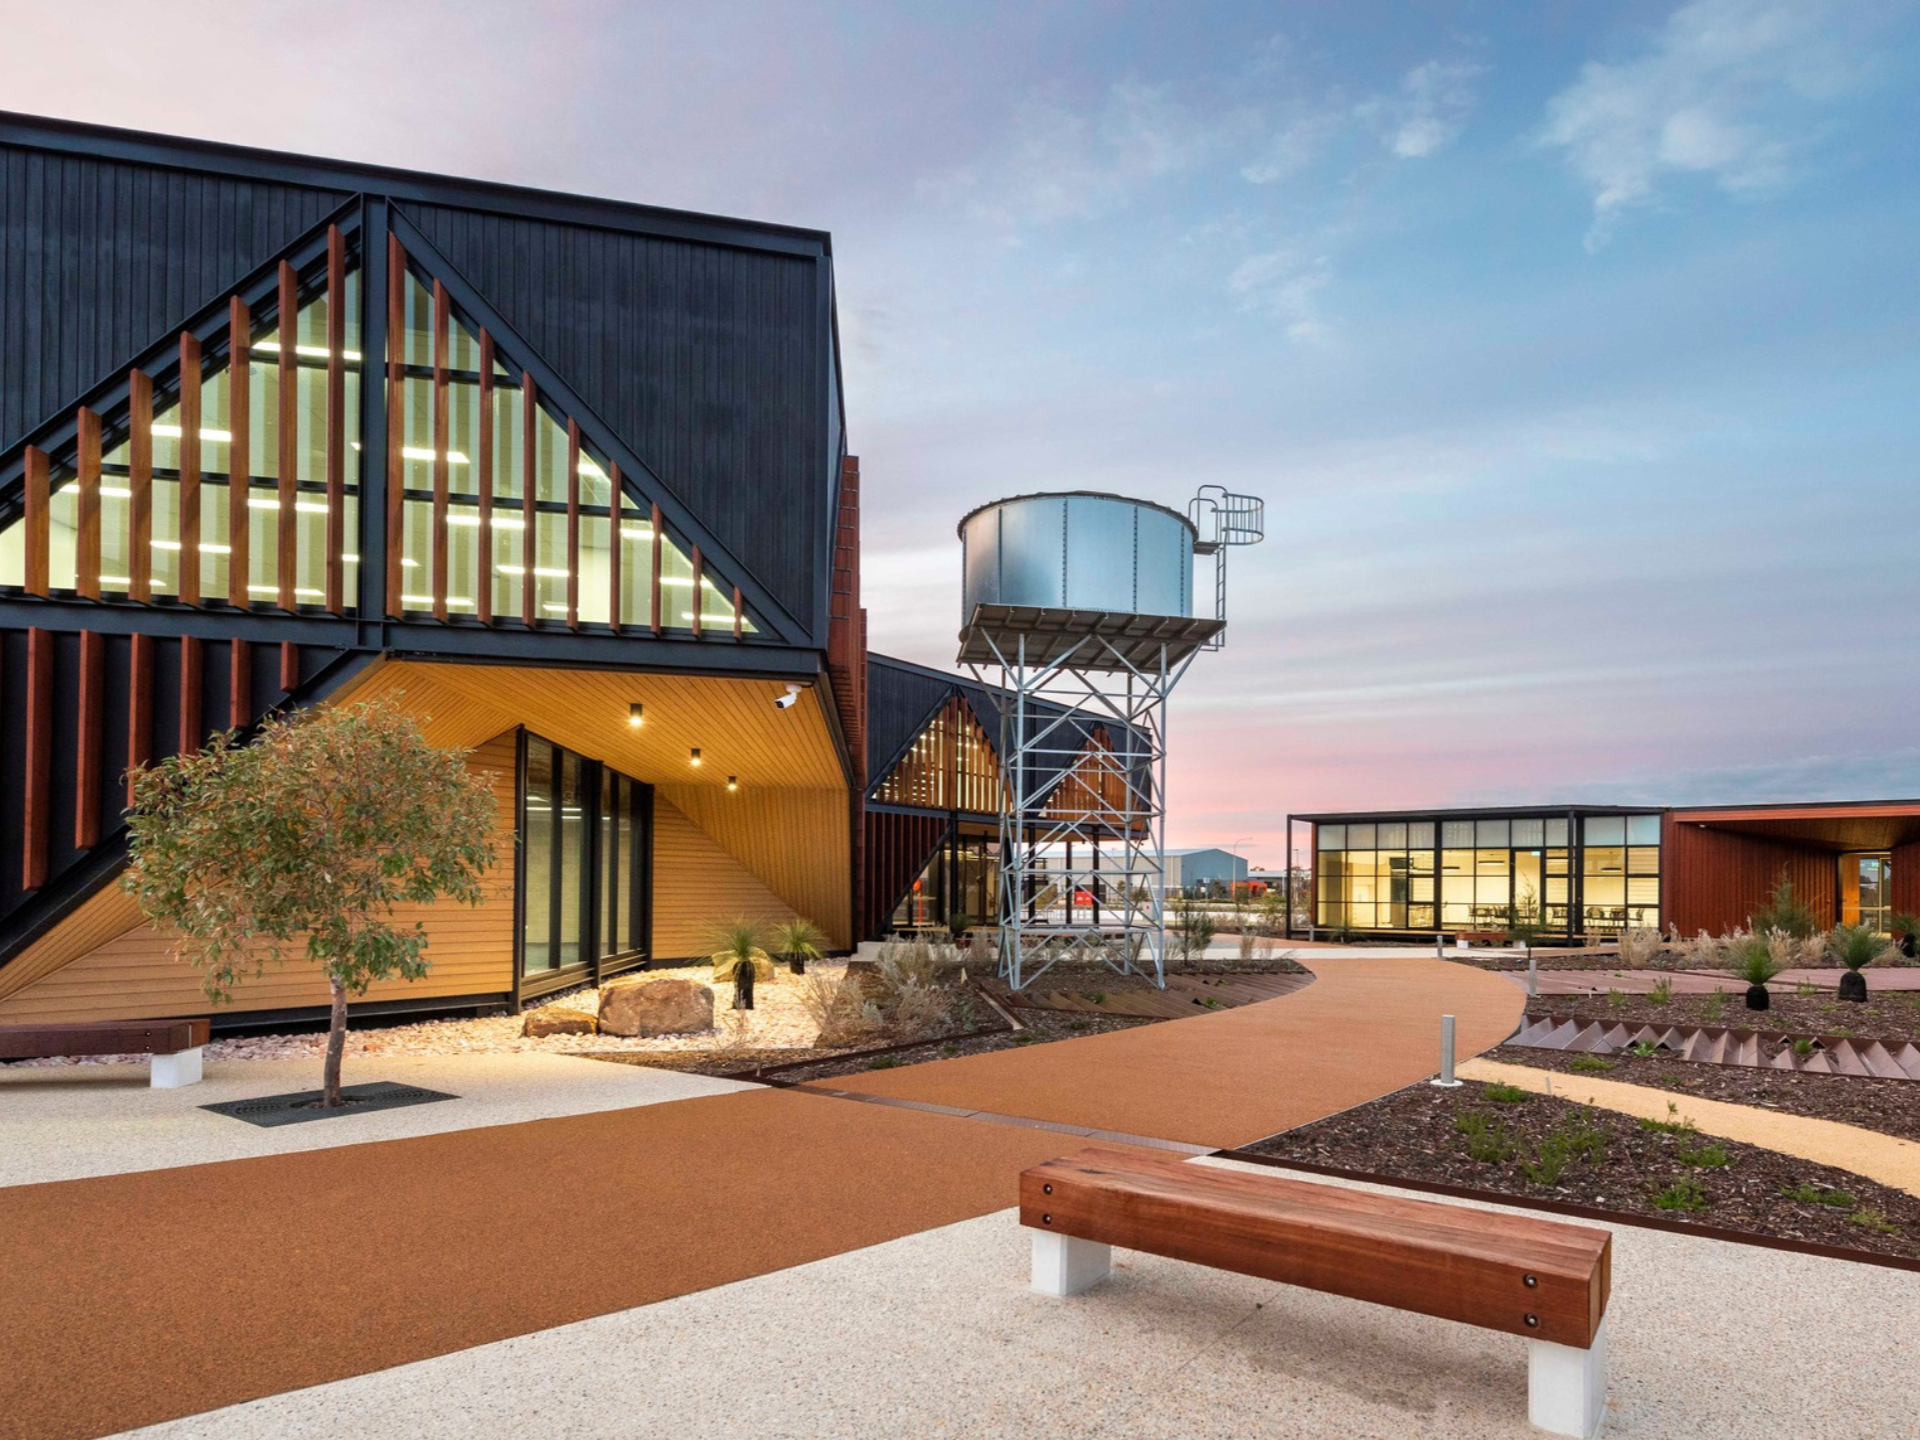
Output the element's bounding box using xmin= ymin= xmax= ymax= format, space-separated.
xmin=150 ymin=1047 xmax=204 ymax=1089
xmin=1528 ymin=1318 xmax=1606 ymax=1438
xmin=1031 ymin=1231 xmax=1111 ymax=1297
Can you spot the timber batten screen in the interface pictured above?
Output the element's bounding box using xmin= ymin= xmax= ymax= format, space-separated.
xmin=0 ymin=240 xmax=364 ymax=611
xmin=872 ymin=695 xmax=1006 ymax=814
xmin=385 ymin=259 xmax=756 ymax=637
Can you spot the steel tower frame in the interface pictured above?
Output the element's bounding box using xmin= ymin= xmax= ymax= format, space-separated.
xmin=967 ymin=625 xmax=1200 ymax=991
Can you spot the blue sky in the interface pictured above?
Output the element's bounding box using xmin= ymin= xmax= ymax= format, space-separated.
xmin=5 ymin=0 xmax=1917 ymax=865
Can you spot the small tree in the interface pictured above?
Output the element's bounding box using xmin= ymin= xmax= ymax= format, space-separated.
xmin=123 ymin=698 xmax=496 ymax=1107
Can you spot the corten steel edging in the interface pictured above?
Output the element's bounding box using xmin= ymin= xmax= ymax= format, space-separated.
xmin=1218 ymin=1150 xmax=1920 ymax=1277
xmin=743 ymin=1019 xmax=1016 ymax=1078
xmin=1021 ymin=1149 xmax=1609 ymax=1348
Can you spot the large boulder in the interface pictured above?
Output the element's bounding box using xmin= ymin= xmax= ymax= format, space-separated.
xmin=711 ymin=948 xmax=776 ymax=985
xmin=524 ymin=1006 xmax=597 ymax=1038
xmin=598 ymin=977 xmax=715 ymax=1037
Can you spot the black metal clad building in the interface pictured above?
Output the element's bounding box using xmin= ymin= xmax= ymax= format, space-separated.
xmin=0 ymin=112 xmax=854 ymax=1005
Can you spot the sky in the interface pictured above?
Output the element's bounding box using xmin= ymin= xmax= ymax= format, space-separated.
xmin=4 ymin=0 xmax=1917 ymax=868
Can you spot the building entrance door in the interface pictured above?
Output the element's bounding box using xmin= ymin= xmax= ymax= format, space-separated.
xmin=1842 ymin=853 xmax=1893 ymax=932
xmin=1513 ymin=850 xmax=1543 ymax=929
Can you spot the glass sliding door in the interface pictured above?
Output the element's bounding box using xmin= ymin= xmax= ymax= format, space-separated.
xmin=523 ymin=737 xmax=557 ymax=974
xmin=519 ymin=731 xmax=654 ymax=990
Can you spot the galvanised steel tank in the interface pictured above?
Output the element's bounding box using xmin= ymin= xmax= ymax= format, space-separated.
xmin=957 ymin=491 xmax=1194 ymax=620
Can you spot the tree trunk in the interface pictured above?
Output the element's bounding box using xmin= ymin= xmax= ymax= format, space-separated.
xmin=323 ymin=973 xmax=349 ymax=1107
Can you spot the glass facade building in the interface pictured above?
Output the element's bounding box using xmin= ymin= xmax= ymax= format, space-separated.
xmin=1307 ymin=808 xmax=1662 ymax=938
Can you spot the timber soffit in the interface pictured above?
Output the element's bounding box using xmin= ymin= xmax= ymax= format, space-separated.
xmin=0 ymin=111 xmax=831 ymax=260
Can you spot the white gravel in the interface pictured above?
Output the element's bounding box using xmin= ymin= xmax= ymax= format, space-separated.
xmin=1 ymin=961 xmax=846 ymax=1069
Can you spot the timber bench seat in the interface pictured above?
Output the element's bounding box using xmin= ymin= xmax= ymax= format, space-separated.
xmin=0 ymin=1019 xmax=210 ymax=1088
xmin=1022 ymin=1148 xmax=1612 ymax=1438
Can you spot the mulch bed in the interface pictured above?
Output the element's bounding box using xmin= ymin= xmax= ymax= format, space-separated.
xmin=590 ymin=1006 xmax=1160 ymax=1084
xmin=1486 ymin=1043 xmax=1920 ymax=1144
xmin=762 ymin=1009 xmax=1158 ymax=1084
xmin=1528 ymin=989 xmax=1920 ymax=1046
xmin=1245 ymin=1077 xmax=1920 ymax=1259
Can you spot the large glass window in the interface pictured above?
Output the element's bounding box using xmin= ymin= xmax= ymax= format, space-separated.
xmin=2 ymin=250 xmax=363 ymax=607
xmin=874 ymin=696 xmax=1006 ymax=813
xmin=890 ymin=829 xmax=999 ymax=931
xmin=390 ymin=270 xmax=747 ymax=633
xmin=1321 ymin=815 xmax=1575 ymax=934
xmin=521 ymin=733 xmax=652 ymax=984
xmin=1580 ymin=815 xmax=1660 ymax=933
xmin=1317 ymin=826 xmax=1438 ymax=931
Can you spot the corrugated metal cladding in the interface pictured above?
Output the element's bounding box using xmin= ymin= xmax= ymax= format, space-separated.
xmin=867 ymin=657 xmax=986 ymax=782
xmin=401 ymin=202 xmax=829 ymax=639
xmin=0 ymin=145 xmax=348 ymax=452
xmin=1661 ymin=816 xmax=1838 ymax=937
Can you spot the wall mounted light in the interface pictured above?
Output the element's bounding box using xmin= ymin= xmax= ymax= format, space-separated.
xmin=689 ymin=747 xmax=702 ymax=766
xmin=628 ymin=702 xmax=645 ymax=728
xmin=726 ymin=775 xmax=738 ymax=791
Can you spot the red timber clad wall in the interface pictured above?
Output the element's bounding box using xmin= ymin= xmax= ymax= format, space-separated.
xmin=827 ymin=455 xmax=869 ymax=944
xmin=1895 ymin=842 xmax=1920 ymax=919
xmin=1662 ymin=814 xmax=1839 ymax=937
xmin=861 ymin=810 xmax=949 ymax=941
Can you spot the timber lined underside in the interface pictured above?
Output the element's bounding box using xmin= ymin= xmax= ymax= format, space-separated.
xmin=0 ymin=656 xmax=855 ymax=1021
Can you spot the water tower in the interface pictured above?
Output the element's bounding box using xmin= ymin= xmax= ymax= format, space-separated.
xmin=957 ymin=486 xmax=1264 ymax=989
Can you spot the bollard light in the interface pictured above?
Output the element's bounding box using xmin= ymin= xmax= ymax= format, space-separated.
xmin=1430 ymin=1012 xmax=1463 ymax=1088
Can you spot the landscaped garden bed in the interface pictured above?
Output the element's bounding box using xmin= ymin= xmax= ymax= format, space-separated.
xmin=1243 ymin=1077 xmax=1920 ymax=1260
xmin=639 ymin=1008 xmax=1159 ymax=1084
xmin=1484 ymin=1043 xmax=1920 ymax=1143
xmin=1525 ymin=988 xmax=1920 ymax=1046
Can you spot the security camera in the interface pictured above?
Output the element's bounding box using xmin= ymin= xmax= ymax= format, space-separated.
xmin=773 ymin=683 xmax=805 ymax=710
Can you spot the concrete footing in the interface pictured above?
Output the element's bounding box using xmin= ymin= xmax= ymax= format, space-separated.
xmin=1030 ymin=1231 xmax=1111 ymax=1297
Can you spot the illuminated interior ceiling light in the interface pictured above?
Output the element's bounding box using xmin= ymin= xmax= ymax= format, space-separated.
xmin=252 ymin=340 xmax=364 ymax=362
xmin=400 ymin=446 xmax=470 ymax=464
xmin=689 ymin=747 xmax=702 ymax=766
xmin=342 ymin=553 xmax=359 ymax=562
xmin=541 ymin=603 xmax=572 ymax=614
xmin=151 ymin=424 xmax=234 ymax=442
xmin=247 ymin=585 xmax=325 ymax=598
xmin=98 ymin=575 xmax=133 ymax=586
xmin=498 ymin=565 xmax=571 ymax=578
xmin=489 ymin=516 xmax=526 ymax=530
xmin=150 ymin=540 xmax=182 ymax=550
xmin=401 ymin=558 xmax=420 ymax=568
xmin=628 ymin=703 xmax=644 ymax=728
xmin=658 ymin=576 xmax=695 ymax=587
xmin=726 ymin=775 xmax=738 ymax=791
xmin=401 ymin=594 xmax=475 ymax=607
xmin=619 ymin=525 xmax=655 ymax=539
xmin=579 ymin=458 xmax=609 ymax=480
xmin=99 ymin=486 xmax=134 ymax=499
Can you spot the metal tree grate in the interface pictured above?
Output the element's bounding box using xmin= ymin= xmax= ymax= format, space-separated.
xmin=202 ymin=1080 xmax=458 ymax=1127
